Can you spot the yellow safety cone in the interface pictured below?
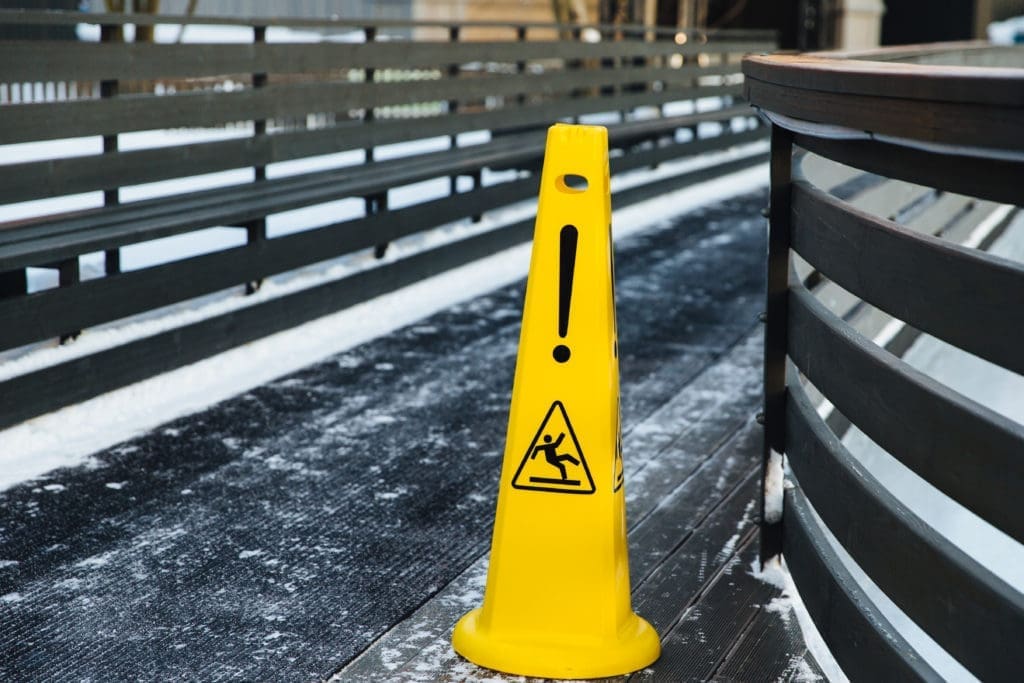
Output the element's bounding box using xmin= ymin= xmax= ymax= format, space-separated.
xmin=451 ymin=123 xmax=660 ymax=679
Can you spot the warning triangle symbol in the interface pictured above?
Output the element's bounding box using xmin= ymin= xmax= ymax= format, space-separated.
xmin=511 ymin=401 xmax=595 ymax=494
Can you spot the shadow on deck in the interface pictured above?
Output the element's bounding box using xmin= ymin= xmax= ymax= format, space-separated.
xmin=0 ymin=189 xmax=820 ymax=681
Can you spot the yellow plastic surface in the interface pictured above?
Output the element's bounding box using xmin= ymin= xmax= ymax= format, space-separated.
xmin=451 ymin=124 xmax=660 ymax=679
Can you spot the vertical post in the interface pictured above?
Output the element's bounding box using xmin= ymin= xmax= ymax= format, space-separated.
xmin=0 ymin=270 xmax=27 ymax=299
xmin=245 ymin=25 xmax=268 ymax=295
xmin=57 ymin=257 xmax=81 ymax=344
xmin=599 ymin=25 xmax=614 ymax=99
xmin=760 ymin=125 xmax=793 ymax=564
xmin=360 ymin=25 xmax=391 ymax=259
xmin=447 ymin=25 xmax=461 ymax=198
xmin=100 ymin=23 xmax=121 ymax=276
xmin=515 ymin=25 xmax=527 ymax=107
xmin=363 ymin=24 xmax=377 ymax=171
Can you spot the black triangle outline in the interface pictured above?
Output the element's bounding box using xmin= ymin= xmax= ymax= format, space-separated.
xmin=511 ymin=400 xmax=596 ymax=494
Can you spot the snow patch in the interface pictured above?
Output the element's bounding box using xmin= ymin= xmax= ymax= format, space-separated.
xmin=763 ymin=449 xmax=784 ymax=524
xmin=75 ymin=551 xmax=116 ymax=569
xmin=750 ymin=556 xmax=848 ymax=683
xmin=792 ymin=658 xmax=824 ymax=682
xmin=764 ymin=596 xmax=792 ymax=624
xmin=1 ymin=592 xmax=24 ymax=603
xmin=42 ymin=484 xmax=66 ymax=493
xmin=0 ymin=560 xmax=19 ymax=569
xmin=375 ymin=487 xmax=409 ymax=501
xmin=105 ymin=481 xmax=127 ymax=490
xmin=238 ymin=550 xmax=265 ymax=560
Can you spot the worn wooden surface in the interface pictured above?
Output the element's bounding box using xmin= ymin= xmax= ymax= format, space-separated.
xmin=0 ymin=189 xmax=820 ymax=681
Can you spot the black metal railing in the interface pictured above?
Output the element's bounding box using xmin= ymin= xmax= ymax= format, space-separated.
xmin=745 ymin=44 xmax=1024 ymax=681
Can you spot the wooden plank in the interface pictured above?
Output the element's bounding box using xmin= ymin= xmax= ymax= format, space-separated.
xmin=787 ymin=283 xmax=1024 ymax=543
xmin=0 ymin=63 xmax=744 ymax=144
xmin=0 ymin=39 xmax=773 ymax=83
xmin=628 ymin=427 xmax=762 ymax=588
xmin=743 ymin=53 xmax=1024 ymax=108
xmin=785 ymin=376 xmax=1023 ymax=682
xmin=0 ymin=101 xmax=754 ymax=204
xmin=791 ymin=180 xmax=1024 ymax=376
xmin=807 ymin=189 xmax=971 ymax=328
xmin=781 ymin=477 xmax=941 ymax=682
xmin=744 ymin=76 xmax=1024 ymax=152
xmin=633 ymin=538 xmax=775 ymax=681
xmin=795 ymin=133 xmax=1024 ymax=207
xmin=713 ymin=601 xmax=819 ymax=682
xmin=631 ymin=464 xmax=761 ymax=635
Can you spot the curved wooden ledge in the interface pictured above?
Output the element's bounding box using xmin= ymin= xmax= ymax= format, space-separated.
xmin=742 ymin=48 xmax=1024 ymax=151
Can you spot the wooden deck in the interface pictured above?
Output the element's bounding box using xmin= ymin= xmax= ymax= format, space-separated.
xmin=0 ymin=189 xmax=821 ymax=681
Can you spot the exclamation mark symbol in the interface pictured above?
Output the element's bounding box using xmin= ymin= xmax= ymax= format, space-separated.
xmin=553 ymin=224 xmax=578 ymax=363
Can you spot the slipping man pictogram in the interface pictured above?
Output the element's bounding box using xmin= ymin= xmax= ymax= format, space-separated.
xmin=510 ymin=400 xmax=595 ymax=494
xmin=530 ymin=433 xmax=580 ymax=485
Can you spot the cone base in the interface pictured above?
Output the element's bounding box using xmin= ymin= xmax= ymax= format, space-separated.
xmin=452 ymin=608 xmax=660 ymax=679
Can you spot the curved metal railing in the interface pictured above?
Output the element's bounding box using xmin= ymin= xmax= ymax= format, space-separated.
xmin=743 ymin=45 xmax=1024 ymax=681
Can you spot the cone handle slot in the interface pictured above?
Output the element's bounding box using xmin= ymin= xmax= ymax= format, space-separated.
xmin=556 ymin=174 xmax=589 ymax=193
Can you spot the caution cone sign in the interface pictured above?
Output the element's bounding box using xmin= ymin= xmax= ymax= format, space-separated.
xmin=451 ymin=124 xmax=660 ymax=679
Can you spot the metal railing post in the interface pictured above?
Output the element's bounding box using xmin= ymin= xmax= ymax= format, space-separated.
xmin=101 ymin=22 xmax=121 ymax=276
xmin=361 ymin=25 xmax=389 ymax=259
xmin=245 ymin=24 xmax=268 ymax=295
xmin=515 ymin=25 xmax=527 ymax=107
xmin=760 ymin=124 xmax=793 ymax=563
xmin=447 ymin=25 xmax=461 ymax=199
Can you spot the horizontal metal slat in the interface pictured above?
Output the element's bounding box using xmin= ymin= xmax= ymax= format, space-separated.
xmin=0 ymin=100 xmax=753 ymax=204
xmin=0 ymin=132 xmax=548 ymax=253
xmin=0 ymin=178 xmax=539 ymax=353
xmin=0 ymin=121 xmax=764 ymax=273
xmin=790 ymin=180 xmax=1024 ymax=376
xmin=785 ymin=375 xmax=1024 ymax=681
xmin=0 ymin=39 xmax=771 ymax=83
xmin=782 ymin=485 xmax=941 ymax=682
xmin=787 ymin=282 xmax=1024 ymax=543
xmin=793 ymin=134 xmax=1024 ymax=207
xmin=0 ymin=63 xmax=743 ymax=143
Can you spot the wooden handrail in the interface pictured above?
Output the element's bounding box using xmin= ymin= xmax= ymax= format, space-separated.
xmin=0 ymin=8 xmax=775 ymax=41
